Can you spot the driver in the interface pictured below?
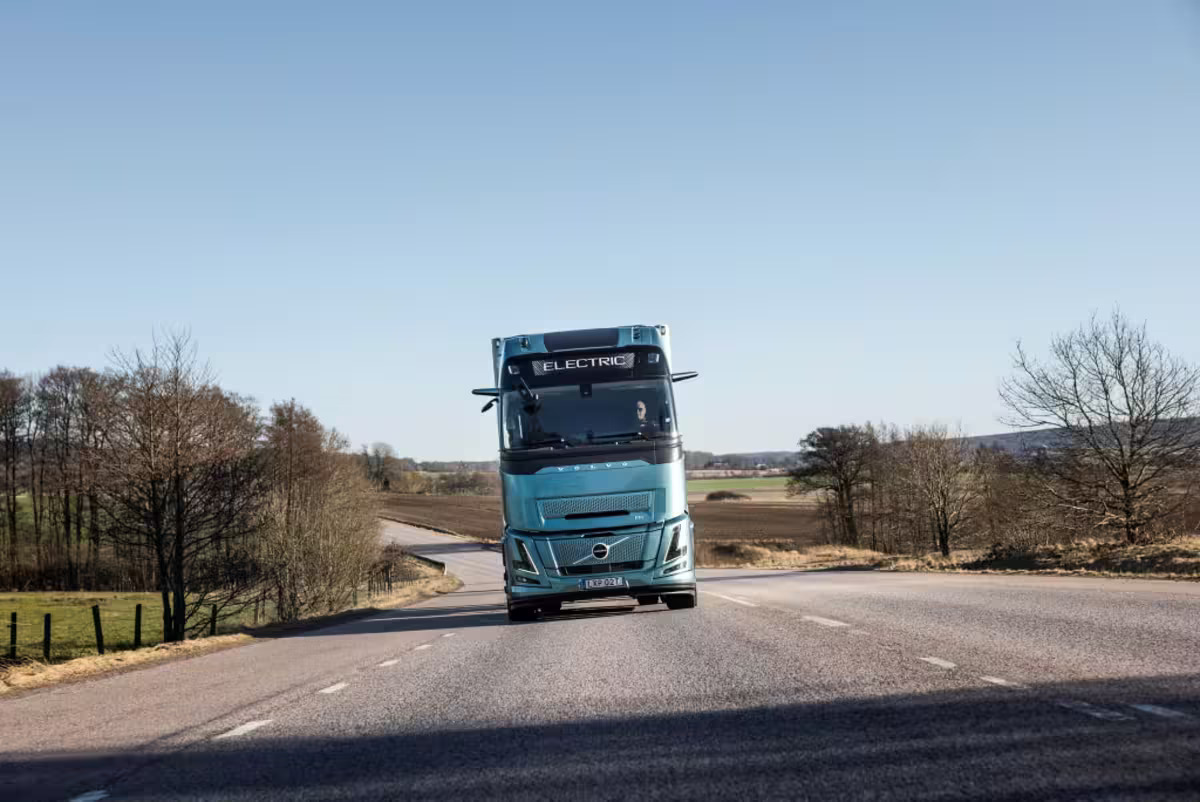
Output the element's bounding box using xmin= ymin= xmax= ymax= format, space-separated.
xmin=635 ymin=399 xmax=659 ymax=436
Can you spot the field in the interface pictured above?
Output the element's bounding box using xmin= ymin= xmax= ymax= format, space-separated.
xmin=685 ymin=475 xmax=807 ymax=503
xmin=0 ymin=559 xmax=435 ymax=663
xmin=1 ymin=592 xmax=175 ymax=661
xmin=379 ymin=493 xmax=825 ymax=547
xmin=685 ymin=476 xmax=790 ymax=492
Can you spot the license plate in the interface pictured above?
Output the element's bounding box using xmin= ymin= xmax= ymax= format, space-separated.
xmin=584 ymin=577 xmax=626 ymax=590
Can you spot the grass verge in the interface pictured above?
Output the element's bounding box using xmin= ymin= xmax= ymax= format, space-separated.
xmin=888 ymin=537 xmax=1200 ymax=580
xmin=697 ymin=537 xmax=1200 ymax=581
xmin=696 ymin=540 xmax=888 ymax=570
xmin=0 ymin=566 xmax=460 ymax=697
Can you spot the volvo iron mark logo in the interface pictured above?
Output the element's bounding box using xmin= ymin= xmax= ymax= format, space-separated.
xmin=592 ymin=543 xmax=609 ymax=560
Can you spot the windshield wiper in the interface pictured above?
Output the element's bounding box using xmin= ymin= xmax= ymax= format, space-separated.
xmin=587 ymin=431 xmax=650 ymax=444
xmin=524 ymin=435 xmax=571 ymax=449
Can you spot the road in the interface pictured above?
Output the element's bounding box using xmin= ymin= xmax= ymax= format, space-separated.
xmin=3 ymin=520 xmax=1199 ymax=801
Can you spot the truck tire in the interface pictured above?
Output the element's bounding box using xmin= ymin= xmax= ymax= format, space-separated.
xmin=636 ymin=595 xmax=659 ymax=606
xmin=664 ymin=592 xmax=697 ymax=610
xmin=507 ymin=603 xmax=538 ymax=622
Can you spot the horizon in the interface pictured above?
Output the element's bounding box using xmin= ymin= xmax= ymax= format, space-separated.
xmin=4 ymin=3 xmax=1200 ymax=460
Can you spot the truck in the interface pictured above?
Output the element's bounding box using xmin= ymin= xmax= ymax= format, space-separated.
xmin=473 ymin=325 xmax=700 ymax=621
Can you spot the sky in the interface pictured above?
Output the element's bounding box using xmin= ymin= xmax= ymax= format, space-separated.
xmin=3 ymin=2 xmax=1200 ymax=460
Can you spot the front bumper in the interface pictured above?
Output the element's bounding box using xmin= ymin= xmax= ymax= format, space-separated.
xmin=509 ymin=580 xmax=696 ymax=608
xmin=504 ymin=515 xmax=695 ymax=604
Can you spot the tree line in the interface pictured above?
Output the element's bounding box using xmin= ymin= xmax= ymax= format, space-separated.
xmin=789 ymin=312 xmax=1200 ymax=555
xmin=0 ymin=333 xmax=382 ymax=640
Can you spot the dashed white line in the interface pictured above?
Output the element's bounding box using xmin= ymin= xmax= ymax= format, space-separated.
xmin=442 ymin=633 xmax=456 ymax=638
xmin=68 ymin=792 xmax=109 ymax=802
xmin=377 ymin=659 xmax=399 ymax=667
xmin=919 ymin=657 xmax=957 ymax=670
xmin=318 ymin=682 xmax=348 ymax=694
xmin=698 ymin=590 xmax=759 ymax=607
xmin=802 ymin=615 xmax=849 ymax=628
xmin=414 ymin=644 xmax=432 ymax=651
xmin=979 ymin=676 xmax=1027 ymax=689
xmin=1129 ymin=704 xmax=1192 ymax=720
xmin=1057 ymin=701 xmax=1133 ymax=721
xmin=213 ymin=720 xmax=272 ymax=740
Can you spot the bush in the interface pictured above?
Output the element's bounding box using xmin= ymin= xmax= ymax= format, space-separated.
xmin=706 ymin=490 xmax=750 ymax=501
xmin=434 ymin=471 xmax=500 ymax=496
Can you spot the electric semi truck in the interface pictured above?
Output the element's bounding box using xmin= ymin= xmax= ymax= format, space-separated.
xmin=473 ymin=325 xmax=700 ymax=622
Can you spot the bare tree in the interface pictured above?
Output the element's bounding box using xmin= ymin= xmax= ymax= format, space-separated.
xmin=893 ymin=424 xmax=976 ymax=557
xmin=262 ymin=402 xmax=380 ymax=621
xmin=0 ymin=372 xmax=25 ymax=585
xmin=788 ymin=425 xmax=877 ymax=546
xmin=1000 ymin=311 xmax=1200 ymax=543
xmin=102 ymin=332 xmax=263 ymax=640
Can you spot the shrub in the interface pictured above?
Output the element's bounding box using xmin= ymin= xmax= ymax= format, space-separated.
xmin=706 ymin=490 xmax=750 ymax=501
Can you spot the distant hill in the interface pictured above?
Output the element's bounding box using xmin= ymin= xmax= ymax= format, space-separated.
xmin=684 ymin=450 xmax=798 ymax=470
xmin=962 ymin=429 xmax=1068 ymax=454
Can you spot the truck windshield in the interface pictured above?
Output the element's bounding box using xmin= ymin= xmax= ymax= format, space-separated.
xmin=503 ymin=378 xmax=676 ymax=450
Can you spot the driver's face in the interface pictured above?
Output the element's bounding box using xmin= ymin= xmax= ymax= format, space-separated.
xmin=636 ymin=401 xmax=647 ymax=421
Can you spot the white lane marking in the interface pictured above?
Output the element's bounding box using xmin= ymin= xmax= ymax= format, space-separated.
xmin=378 ymin=659 xmax=399 ymax=667
xmin=318 ymin=682 xmax=349 ymax=694
xmin=442 ymin=633 xmax=456 ymax=638
xmin=1057 ymin=701 xmax=1133 ymax=721
xmin=979 ymin=676 xmax=1028 ymax=689
xmin=698 ymin=590 xmax=759 ymax=607
xmin=803 ymin=615 xmax=849 ymax=628
xmin=919 ymin=657 xmax=957 ymax=669
xmin=68 ymin=793 xmax=109 ymax=802
xmin=213 ymin=720 xmax=272 ymax=740
xmin=1130 ymin=704 xmax=1192 ymax=720
xmin=414 ymin=644 xmax=432 ymax=651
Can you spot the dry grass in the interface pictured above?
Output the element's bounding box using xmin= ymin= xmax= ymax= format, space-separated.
xmin=696 ymin=540 xmax=888 ymax=569
xmin=887 ymin=537 xmax=1200 ymax=580
xmin=0 ymin=568 xmax=460 ymax=696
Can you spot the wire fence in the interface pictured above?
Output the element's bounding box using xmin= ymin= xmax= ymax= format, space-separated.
xmin=1 ymin=563 xmax=430 ymax=664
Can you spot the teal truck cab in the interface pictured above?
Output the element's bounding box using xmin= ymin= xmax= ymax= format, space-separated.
xmin=473 ymin=325 xmax=700 ymax=621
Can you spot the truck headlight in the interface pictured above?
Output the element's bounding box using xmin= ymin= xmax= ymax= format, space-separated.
xmin=511 ymin=539 xmax=539 ymax=574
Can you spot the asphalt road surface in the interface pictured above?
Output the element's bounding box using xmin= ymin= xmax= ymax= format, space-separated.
xmin=4 ymin=520 xmax=1199 ymax=801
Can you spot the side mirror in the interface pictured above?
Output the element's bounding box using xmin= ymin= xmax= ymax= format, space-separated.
xmin=472 ymin=388 xmax=500 ymax=397
xmin=670 ymin=372 xmax=699 ymax=383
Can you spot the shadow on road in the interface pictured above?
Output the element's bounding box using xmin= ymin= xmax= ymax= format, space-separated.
xmin=11 ymin=675 xmax=1198 ymax=801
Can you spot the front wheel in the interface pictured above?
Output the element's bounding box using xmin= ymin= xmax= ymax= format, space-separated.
xmin=664 ymin=592 xmax=697 ymax=610
xmin=636 ymin=595 xmax=659 ymax=606
xmin=507 ymin=602 xmax=538 ymax=622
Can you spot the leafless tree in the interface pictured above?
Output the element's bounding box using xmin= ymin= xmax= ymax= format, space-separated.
xmin=1000 ymin=311 xmax=1200 ymax=544
xmin=788 ymin=425 xmax=877 ymax=546
xmin=892 ymin=423 xmax=976 ymax=557
xmin=0 ymin=372 xmax=25 ymax=585
xmin=102 ymin=332 xmax=264 ymax=640
xmin=261 ymin=401 xmax=380 ymax=621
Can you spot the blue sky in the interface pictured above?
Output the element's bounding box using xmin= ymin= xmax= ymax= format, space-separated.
xmin=3 ymin=2 xmax=1199 ymax=459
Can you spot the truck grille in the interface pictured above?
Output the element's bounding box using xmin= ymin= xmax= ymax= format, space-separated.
xmin=540 ymin=492 xmax=653 ymax=521
xmin=558 ymin=560 xmax=646 ymax=576
xmin=545 ymin=533 xmax=648 ymax=568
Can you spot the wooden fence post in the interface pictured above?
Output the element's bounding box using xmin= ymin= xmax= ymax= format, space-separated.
xmin=43 ymin=613 xmax=51 ymax=661
xmin=134 ymin=604 xmax=142 ymax=649
xmin=209 ymin=604 xmax=217 ymax=637
xmin=8 ymin=612 xmax=15 ymax=659
xmin=91 ymin=605 xmax=105 ymax=655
